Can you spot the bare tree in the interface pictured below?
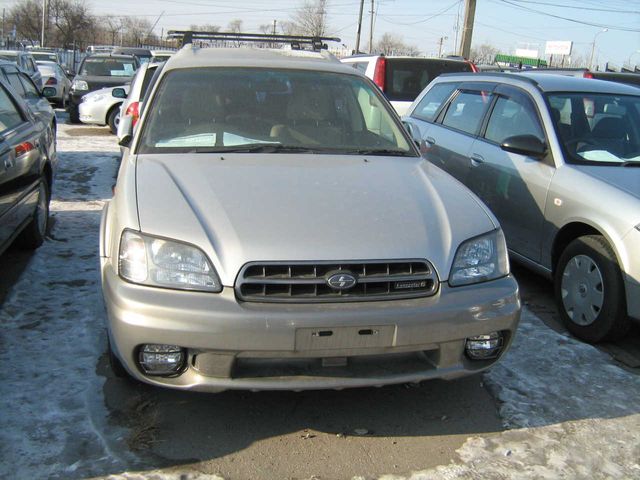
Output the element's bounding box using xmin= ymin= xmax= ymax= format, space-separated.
xmin=374 ymin=33 xmax=419 ymax=56
xmin=121 ymin=16 xmax=154 ymax=46
xmin=227 ymin=19 xmax=243 ymax=33
xmin=103 ymin=15 xmax=123 ymax=46
xmin=470 ymin=43 xmax=498 ymax=64
xmin=8 ymin=0 xmax=43 ymax=45
xmin=289 ymin=0 xmax=329 ymax=36
xmin=48 ymin=0 xmax=95 ymax=49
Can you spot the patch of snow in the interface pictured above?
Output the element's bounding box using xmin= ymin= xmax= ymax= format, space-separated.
xmin=0 ymin=123 xmax=134 ymax=478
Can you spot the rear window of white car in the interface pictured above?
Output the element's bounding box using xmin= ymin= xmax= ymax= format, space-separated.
xmin=137 ymin=67 xmax=415 ymax=156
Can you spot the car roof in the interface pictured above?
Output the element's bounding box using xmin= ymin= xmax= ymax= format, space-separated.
xmin=163 ymin=46 xmax=355 ymax=75
xmin=438 ymin=71 xmax=640 ymax=95
xmin=112 ymin=47 xmax=152 ymax=55
xmin=0 ymin=59 xmax=18 ymax=68
xmin=0 ymin=50 xmax=20 ymax=57
xmin=84 ymin=53 xmax=137 ymax=60
xmin=342 ymin=54 xmax=469 ymax=63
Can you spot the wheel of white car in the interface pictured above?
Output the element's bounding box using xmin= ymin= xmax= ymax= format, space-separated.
xmin=554 ymin=235 xmax=630 ymax=343
xmin=107 ymin=105 xmax=120 ymax=135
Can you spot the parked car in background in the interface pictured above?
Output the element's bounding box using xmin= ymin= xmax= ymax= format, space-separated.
xmin=36 ymin=61 xmax=72 ymax=108
xmin=29 ymin=50 xmax=62 ymax=65
xmin=150 ymin=50 xmax=175 ymax=63
xmin=116 ymin=61 xmax=164 ymax=138
xmin=112 ymin=47 xmax=153 ymax=65
xmin=79 ymin=84 xmax=129 ymax=133
xmin=402 ymin=72 xmax=640 ymax=343
xmin=0 ymin=60 xmax=57 ymax=137
xmin=68 ymin=53 xmax=138 ymax=123
xmin=102 ymin=45 xmax=521 ymax=392
xmin=341 ymin=55 xmax=477 ymax=115
xmin=529 ymin=68 xmax=640 ymax=88
xmin=0 ymin=76 xmax=56 ymax=256
xmin=0 ymin=50 xmax=43 ymax=89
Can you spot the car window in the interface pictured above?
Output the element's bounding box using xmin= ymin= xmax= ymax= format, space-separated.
xmin=18 ymin=74 xmax=40 ymax=98
xmin=27 ymin=58 xmax=37 ymax=73
xmin=6 ymin=72 xmax=26 ymax=96
xmin=485 ymin=94 xmax=544 ymax=144
xmin=411 ymin=82 xmax=459 ymax=122
xmin=385 ymin=59 xmax=473 ymax=102
xmin=0 ymin=85 xmax=24 ymax=132
xmin=138 ymin=68 xmax=413 ymax=155
xmin=80 ymin=57 xmax=136 ymax=77
xmin=442 ymin=90 xmax=493 ymax=135
xmin=547 ymin=92 xmax=640 ymax=165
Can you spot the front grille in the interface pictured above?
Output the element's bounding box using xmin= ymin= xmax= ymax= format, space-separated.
xmin=236 ymin=260 xmax=439 ymax=303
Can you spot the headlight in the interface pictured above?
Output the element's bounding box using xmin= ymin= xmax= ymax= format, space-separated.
xmin=83 ymin=93 xmax=107 ymax=103
xmin=72 ymin=79 xmax=89 ymax=91
xmin=118 ymin=230 xmax=222 ymax=292
xmin=449 ymin=229 xmax=509 ymax=287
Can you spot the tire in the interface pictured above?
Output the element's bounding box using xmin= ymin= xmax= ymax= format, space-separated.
xmin=554 ymin=235 xmax=630 ymax=343
xmin=58 ymin=92 xmax=66 ymax=109
xmin=108 ymin=337 xmax=129 ymax=378
xmin=17 ymin=178 xmax=50 ymax=250
xmin=107 ymin=105 xmax=121 ymax=135
xmin=68 ymin=104 xmax=80 ymax=124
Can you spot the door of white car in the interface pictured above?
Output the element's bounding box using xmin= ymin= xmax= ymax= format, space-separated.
xmin=466 ymin=85 xmax=554 ymax=263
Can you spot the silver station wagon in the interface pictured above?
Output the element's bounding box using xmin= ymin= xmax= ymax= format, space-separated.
xmin=100 ymin=41 xmax=521 ymax=392
xmin=403 ymin=72 xmax=640 ymax=343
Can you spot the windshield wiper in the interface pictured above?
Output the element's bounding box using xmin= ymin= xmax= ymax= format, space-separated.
xmin=192 ymin=144 xmax=320 ymax=154
xmin=350 ymin=148 xmax=415 ymax=157
xmin=622 ymin=160 xmax=640 ymax=167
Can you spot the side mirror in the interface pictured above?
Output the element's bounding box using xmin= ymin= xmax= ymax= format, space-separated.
xmin=112 ymin=87 xmax=127 ymax=99
xmin=402 ymin=120 xmax=421 ymax=148
xmin=500 ymin=134 xmax=547 ymax=158
xmin=42 ymin=87 xmax=56 ymax=98
xmin=117 ymin=114 xmax=133 ymax=147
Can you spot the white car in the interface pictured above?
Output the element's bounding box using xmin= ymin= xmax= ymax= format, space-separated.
xmin=79 ymin=85 xmax=129 ymax=133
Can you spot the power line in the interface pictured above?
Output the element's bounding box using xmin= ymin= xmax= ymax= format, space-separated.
xmin=495 ymin=0 xmax=640 ymax=32
xmin=505 ymin=0 xmax=640 ymax=14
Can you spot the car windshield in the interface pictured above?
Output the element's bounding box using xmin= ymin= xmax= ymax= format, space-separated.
xmin=32 ymin=52 xmax=57 ymax=62
xmin=80 ymin=57 xmax=136 ymax=77
xmin=547 ymin=92 xmax=640 ymax=165
xmin=138 ymin=67 xmax=414 ymax=155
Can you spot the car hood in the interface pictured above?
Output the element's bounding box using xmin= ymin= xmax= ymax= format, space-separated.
xmin=135 ymin=154 xmax=496 ymax=285
xmin=77 ymin=75 xmax=133 ymax=92
xmin=82 ymin=84 xmax=129 ymax=100
xmin=577 ymin=165 xmax=640 ymax=200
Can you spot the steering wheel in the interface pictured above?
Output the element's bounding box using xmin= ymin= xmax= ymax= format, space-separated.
xmin=565 ymin=137 xmax=599 ymax=153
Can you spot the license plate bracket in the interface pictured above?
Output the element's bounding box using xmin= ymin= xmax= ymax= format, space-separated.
xmin=295 ymin=325 xmax=395 ymax=351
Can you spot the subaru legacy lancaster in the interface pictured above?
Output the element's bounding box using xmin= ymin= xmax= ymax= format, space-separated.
xmin=100 ymin=43 xmax=521 ymax=392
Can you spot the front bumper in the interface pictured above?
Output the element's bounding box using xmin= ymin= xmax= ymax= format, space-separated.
xmin=102 ymin=264 xmax=521 ymax=392
xmin=79 ymin=101 xmax=107 ymax=125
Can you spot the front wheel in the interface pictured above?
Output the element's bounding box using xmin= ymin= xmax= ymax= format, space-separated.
xmin=554 ymin=235 xmax=630 ymax=343
xmin=68 ymin=104 xmax=80 ymax=124
xmin=107 ymin=105 xmax=120 ymax=134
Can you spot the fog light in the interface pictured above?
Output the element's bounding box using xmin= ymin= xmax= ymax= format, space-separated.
xmin=139 ymin=344 xmax=185 ymax=376
xmin=465 ymin=332 xmax=504 ymax=360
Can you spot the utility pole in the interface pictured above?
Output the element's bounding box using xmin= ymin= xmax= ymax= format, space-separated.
xmin=272 ymin=19 xmax=277 ymax=35
xmin=368 ymin=0 xmax=374 ymax=54
xmin=459 ymin=0 xmax=476 ymax=59
xmin=438 ymin=36 xmax=448 ymax=57
xmin=354 ymin=0 xmax=364 ymax=54
xmin=40 ymin=0 xmax=47 ymax=47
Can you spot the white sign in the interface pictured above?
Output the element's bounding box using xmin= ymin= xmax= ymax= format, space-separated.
xmin=545 ymin=41 xmax=573 ymax=56
xmin=515 ymin=48 xmax=539 ymax=59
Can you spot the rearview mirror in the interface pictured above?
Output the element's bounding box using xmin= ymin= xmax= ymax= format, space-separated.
xmin=500 ymin=135 xmax=547 ymax=158
xmin=118 ymin=115 xmax=133 ymax=147
xmin=112 ymin=87 xmax=127 ymax=99
xmin=402 ymin=120 xmax=421 ymax=148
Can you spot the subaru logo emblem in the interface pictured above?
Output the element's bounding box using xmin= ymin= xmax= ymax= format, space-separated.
xmin=326 ymin=272 xmax=357 ymax=290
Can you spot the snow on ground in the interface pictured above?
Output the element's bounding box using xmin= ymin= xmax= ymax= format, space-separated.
xmin=0 ymin=124 xmax=136 ymax=478
xmin=377 ymin=309 xmax=640 ymax=479
xmin=1 ymin=121 xmax=639 ymax=479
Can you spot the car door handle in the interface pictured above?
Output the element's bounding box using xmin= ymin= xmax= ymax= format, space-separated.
xmin=470 ymin=154 xmax=484 ymax=166
xmin=424 ymin=136 xmax=436 ymax=145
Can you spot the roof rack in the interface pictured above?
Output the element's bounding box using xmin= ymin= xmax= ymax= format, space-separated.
xmin=167 ymin=30 xmax=341 ymax=51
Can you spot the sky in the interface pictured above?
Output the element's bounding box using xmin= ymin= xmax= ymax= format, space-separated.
xmin=0 ymin=0 xmax=639 ymax=69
